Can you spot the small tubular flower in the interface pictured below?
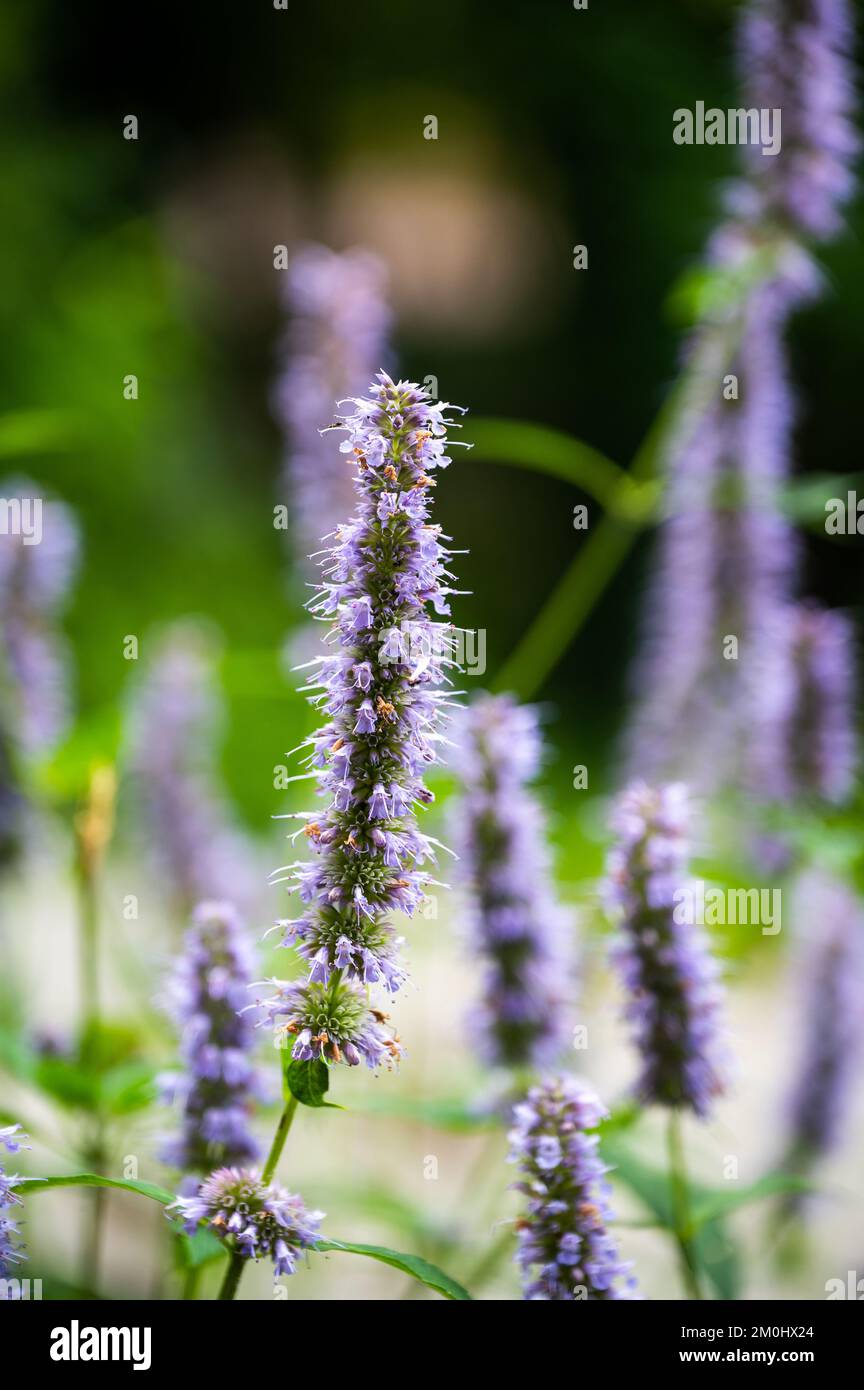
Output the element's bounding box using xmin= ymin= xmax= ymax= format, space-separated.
xmin=252 ymin=976 xmax=402 ymax=1070
xmin=508 ymin=1077 xmax=638 ymax=1301
xmin=169 ymin=1166 xmax=323 ymax=1278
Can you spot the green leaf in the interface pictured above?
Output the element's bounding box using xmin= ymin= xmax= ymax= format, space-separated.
xmin=602 ymin=1138 xmax=741 ymax=1300
xmin=175 ymin=1226 xmax=227 ymax=1271
xmin=316 ymin=1238 xmax=471 ymax=1300
xmin=690 ymin=1173 xmax=815 ymax=1227
xmin=283 ymin=1056 xmax=341 ymax=1108
xmin=13 ymin=1172 xmax=175 ymax=1205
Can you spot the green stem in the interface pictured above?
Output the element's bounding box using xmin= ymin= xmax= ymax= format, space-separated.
xmin=217 ymin=1250 xmax=246 ymax=1302
xmin=217 ymin=1095 xmax=301 ymax=1301
xmin=667 ymin=1109 xmax=702 ymax=1300
xmin=493 ymin=302 xmax=749 ymax=701
xmin=262 ymin=1095 xmax=299 ymax=1185
xmin=183 ymin=1265 xmax=202 ymax=1301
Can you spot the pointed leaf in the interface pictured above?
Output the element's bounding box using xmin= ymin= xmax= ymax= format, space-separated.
xmin=316 ymin=1238 xmax=471 ymax=1300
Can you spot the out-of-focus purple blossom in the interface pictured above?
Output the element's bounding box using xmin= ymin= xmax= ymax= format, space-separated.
xmin=758 ymin=603 xmax=856 ymax=804
xmin=272 ymin=245 xmax=392 ymax=574
xmin=507 ymin=1077 xmax=639 ymax=1301
xmin=161 ymin=901 xmax=266 ymax=1173
xmin=252 ymin=976 xmax=402 ymax=1071
xmin=124 ymin=622 xmax=259 ymax=914
xmin=624 ymin=235 xmax=820 ymax=793
xmin=451 ymin=693 xmax=572 ymax=1070
xmin=0 ymin=1124 xmax=30 ymax=1288
xmin=734 ymin=0 xmax=859 ymax=240
xmin=605 ymin=784 xmax=728 ymax=1118
xmin=169 ymin=1166 xmax=323 ymax=1279
xmin=784 ymin=874 xmax=864 ymax=1165
xmin=0 ymin=478 xmax=79 ymax=758
xmin=266 ymin=373 xmax=465 ymax=1018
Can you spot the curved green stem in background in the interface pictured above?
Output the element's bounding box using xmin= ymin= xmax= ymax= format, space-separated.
xmin=469 ymin=418 xmax=629 ymax=511
xmin=488 ymin=274 xmax=766 ymax=701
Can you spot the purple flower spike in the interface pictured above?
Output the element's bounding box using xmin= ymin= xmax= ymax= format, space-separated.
xmin=451 ymin=694 xmax=572 ymax=1070
xmin=271 ymin=372 xmax=466 ymax=1006
xmin=0 ymin=1124 xmax=31 ymax=1288
xmin=757 ymin=602 xmax=856 ymax=804
xmin=784 ymin=874 xmax=864 ymax=1166
xmin=508 ymin=1077 xmax=639 ymax=1301
xmin=736 ymin=0 xmax=859 ymax=241
xmin=605 ymin=784 xmax=728 ymax=1118
xmin=169 ymin=1167 xmax=323 ymax=1279
xmin=161 ymin=901 xmax=266 ymax=1174
xmin=124 ymin=621 xmax=258 ymax=914
xmin=0 ymin=478 xmax=79 ymax=758
xmin=273 ymin=245 xmax=392 ymax=573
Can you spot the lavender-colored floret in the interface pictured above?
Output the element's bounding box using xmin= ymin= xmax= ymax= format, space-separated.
xmin=736 ymin=0 xmax=859 ymax=240
xmin=0 ymin=1124 xmax=30 ymax=1290
xmin=451 ymin=693 xmax=572 ymax=1070
xmin=605 ymin=783 xmax=728 ymax=1118
xmin=124 ymin=622 xmax=258 ymax=913
xmin=508 ymin=1077 xmax=639 ymax=1300
xmin=273 ymin=245 xmax=392 ymax=573
xmin=161 ymin=901 xmax=265 ymax=1173
xmin=0 ymin=478 xmax=79 ymax=757
xmin=784 ymin=874 xmax=864 ymax=1163
xmin=169 ymin=1166 xmax=323 ymax=1278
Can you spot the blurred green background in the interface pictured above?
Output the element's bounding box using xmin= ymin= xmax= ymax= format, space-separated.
xmin=2 ymin=0 xmax=861 ymax=830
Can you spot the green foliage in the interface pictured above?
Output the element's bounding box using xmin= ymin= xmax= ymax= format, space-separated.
xmin=315 ymin=1238 xmax=472 ymax=1301
xmin=282 ymin=1055 xmax=342 ymax=1109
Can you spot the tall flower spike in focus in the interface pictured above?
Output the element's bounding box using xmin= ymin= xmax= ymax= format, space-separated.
xmin=0 ymin=478 xmax=79 ymax=758
xmin=124 ymin=621 xmax=258 ymax=915
xmin=0 ymin=1124 xmax=30 ymax=1291
xmin=783 ymin=874 xmax=864 ymax=1174
xmin=508 ymin=1077 xmax=638 ymax=1301
xmin=605 ymin=783 xmax=728 ymax=1118
xmin=169 ymin=1166 xmax=323 ymax=1279
xmin=266 ymin=372 xmax=466 ymax=1035
xmin=161 ymin=901 xmax=266 ymax=1174
xmin=451 ymin=693 xmax=572 ymax=1071
xmin=273 ymin=245 xmax=392 ymax=575
xmin=736 ymin=0 xmax=859 ymax=240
